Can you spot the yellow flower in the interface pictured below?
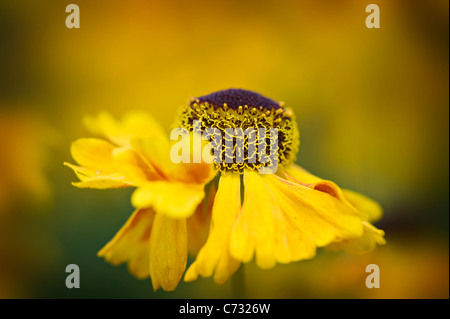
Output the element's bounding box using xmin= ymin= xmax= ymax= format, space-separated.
xmin=65 ymin=111 xmax=216 ymax=291
xmin=66 ymin=89 xmax=385 ymax=291
xmin=179 ymin=89 xmax=385 ymax=284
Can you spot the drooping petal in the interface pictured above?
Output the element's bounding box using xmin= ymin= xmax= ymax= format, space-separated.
xmin=67 ymin=138 xmax=155 ymax=188
xmin=268 ymin=174 xmax=365 ymax=238
xmin=229 ymin=171 xmax=290 ymax=269
xmin=131 ymin=181 xmax=205 ymax=219
xmin=149 ymin=214 xmax=187 ymax=291
xmin=341 ymin=189 xmax=383 ymax=222
xmin=97 ymin=208 xmax=155 ymax=279
xmin=184 ymin=173 xmax=241 ymax=284
xmin=285 ymin=163 xmax=382 ymax=222
xmin=310 ymin=180 xmax=369 ymax=220
xmin=325 ymin=221 xmax=386 ymax=254
xmin=230 ymin=172 xmax=363 ymax=268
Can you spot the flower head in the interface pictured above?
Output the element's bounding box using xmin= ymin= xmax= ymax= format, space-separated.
xmin=178 ymin=88 xmax=299 ymax=174
xmin=66 ymin=89 xmax=385 ymax=291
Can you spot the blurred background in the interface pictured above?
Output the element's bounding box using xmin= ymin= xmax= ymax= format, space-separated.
xmin=0 ymin=0 xmax=448 ymax=298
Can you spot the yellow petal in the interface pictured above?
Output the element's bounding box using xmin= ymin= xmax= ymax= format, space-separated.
xmin=169 ymin=131 xmax=219 ymax=184
xmin=184 ymin=262 xmax=200 ymax=282
xmin=71 ymin=138 xmax=117 ymax=171
xmin=68 ymin=138 xmax=152 ymax=187
xmin=311 ymin=180 xmax=368 ymax=220
xmin=264 ymin=174 xmax=365 ymax=251
xmin=285 ymin=164 xmax=382 ymax=222
xmin=213 ymin=249 xmax=241 ymax=285
xmin=131 ymin=181 xmax=205 ymax=219
xmin=283 ymin=164 xmax=322 ymax=184
xmin=84 ymin=111 xmax=167 ymax=148
xmin=149 ymin=214 xmax=187 ymax=291
xmin=341 ymin=189 xmax=383 ymax=222
xmin=230 ymin=171 xmax=290 ymax=269
xmin=64 ymin=162 xmax=131 ymax=188
xmin=184 ymin=173 xmax=241 ymax=284
xmin=130 ymin=136 xmax=172 ymax=179
xmin=97 ymin=208 xmax=155 ymax=279
xmin=187 ymin=183 xmax=216 ymax=256
xmin=84 ymin=112 xmax=218 ymax=186
xmin=174 ymin=161 xmax=218 ymax=185
xmin=325 ymin=221 xmax=386 ymax=254
xmin=131 ymin=134 xmax=218 ymax=185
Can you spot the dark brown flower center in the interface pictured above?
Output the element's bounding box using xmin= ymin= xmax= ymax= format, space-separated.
xmin=192 ymin=88 xmax=282 ymax=110
xmin=178 ymin=89 xmax=299 ymax=174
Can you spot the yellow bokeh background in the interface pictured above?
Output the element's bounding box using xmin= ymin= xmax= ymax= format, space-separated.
xmin=0 ymin=0 xmax=448 ymax=298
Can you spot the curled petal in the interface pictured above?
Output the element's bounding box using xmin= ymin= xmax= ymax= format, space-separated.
xmin=265 ymin=174 xmax=365 ymax=244
xmin=285 ymin=164 xmax=382 ymax=221
xmin=310 ymin=180 xmax=368 ymax=220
